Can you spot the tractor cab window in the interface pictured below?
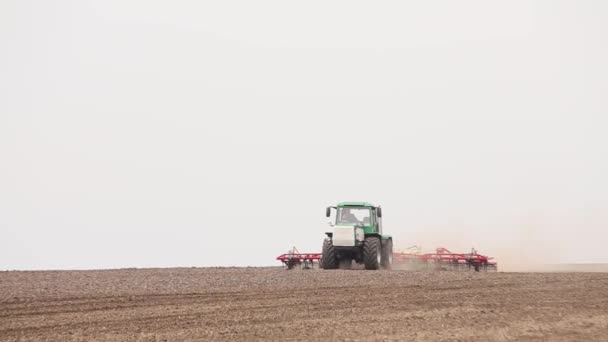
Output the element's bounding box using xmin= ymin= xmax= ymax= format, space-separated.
xmin=336 ymin=207 xmax=371 ymax=226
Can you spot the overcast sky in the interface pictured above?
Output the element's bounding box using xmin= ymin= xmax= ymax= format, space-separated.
xmin=1 ymin=1 xmax=607 ymax=270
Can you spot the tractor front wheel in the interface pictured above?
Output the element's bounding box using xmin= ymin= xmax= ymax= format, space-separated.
xmin=322 ymin=238 xmax=338 ymax=269
xmin=363 ymin=237 xmax=381 ymax=270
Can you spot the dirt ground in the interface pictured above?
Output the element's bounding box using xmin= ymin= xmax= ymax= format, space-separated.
xmin=1 ymin=267 xmax=608 ymax=342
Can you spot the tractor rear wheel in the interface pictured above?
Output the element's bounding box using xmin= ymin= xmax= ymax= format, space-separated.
xmin=363 ymin=237 xmax=381 ymax=270
xmin=381 ymin=239 xmax=393 ymax=270
xmin=322 ymin=238 xmax=338 ymax=269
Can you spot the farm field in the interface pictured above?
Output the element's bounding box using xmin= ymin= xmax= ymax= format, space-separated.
xmin=1 ymin=267 xmax=608 ymax=341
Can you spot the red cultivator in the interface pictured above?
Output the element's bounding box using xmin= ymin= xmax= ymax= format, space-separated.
xmin=393 ymin=247 xmax=497 ymax=272
xmin=276 ymin=247 xmax=322 ymax=270
xmin=277 ymin=245 xmax=497 ymax=271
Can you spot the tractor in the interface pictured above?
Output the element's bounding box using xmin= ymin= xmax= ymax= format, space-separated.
xmin=321 ymin=202 xmax=393 ymax=270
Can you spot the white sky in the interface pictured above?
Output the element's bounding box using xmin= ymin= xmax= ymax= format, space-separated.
xmin=1 ymin=1 xmax=607 ymax=270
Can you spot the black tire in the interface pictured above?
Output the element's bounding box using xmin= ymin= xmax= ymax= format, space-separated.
xmin=322 ymin=238 xmax=338 ymax=269
xmin=363 ymin=237 xmax=381 ymax=270
xmin=381 ymin=239 xmax=393 ymax=270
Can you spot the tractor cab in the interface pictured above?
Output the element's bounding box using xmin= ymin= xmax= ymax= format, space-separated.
xmin=327 ymin=202 xmax=383 ymax=235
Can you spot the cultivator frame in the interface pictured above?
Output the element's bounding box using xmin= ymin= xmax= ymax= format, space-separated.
xmin=393 ymin=247 xmax=497 ymax=272
xmin=276 ymin=247 xmax=322 ymax=270
xmin=277 ymin=245 xmax=497 ymax=272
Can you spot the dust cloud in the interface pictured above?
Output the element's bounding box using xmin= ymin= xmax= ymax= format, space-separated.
xmin=392 ymin=219 xmax=598 ymax=273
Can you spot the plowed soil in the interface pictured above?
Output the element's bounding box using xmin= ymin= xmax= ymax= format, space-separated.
xmin=1 ymin=268 xmax=608 ymax=341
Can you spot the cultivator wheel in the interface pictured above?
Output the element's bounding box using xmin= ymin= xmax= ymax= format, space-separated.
xmin=285 ymin=257 xmax=299 ymax=270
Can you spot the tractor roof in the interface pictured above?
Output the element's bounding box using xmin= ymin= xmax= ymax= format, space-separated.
xmin=337 ymin=202 xmax=376 ymax=208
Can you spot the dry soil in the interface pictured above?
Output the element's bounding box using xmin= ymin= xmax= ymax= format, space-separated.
xmin=1 ymin=267 xmax=607 ymax=341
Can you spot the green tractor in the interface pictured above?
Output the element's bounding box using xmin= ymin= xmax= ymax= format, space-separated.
xmin=321 ymin=202 xmax=393 ymax=270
